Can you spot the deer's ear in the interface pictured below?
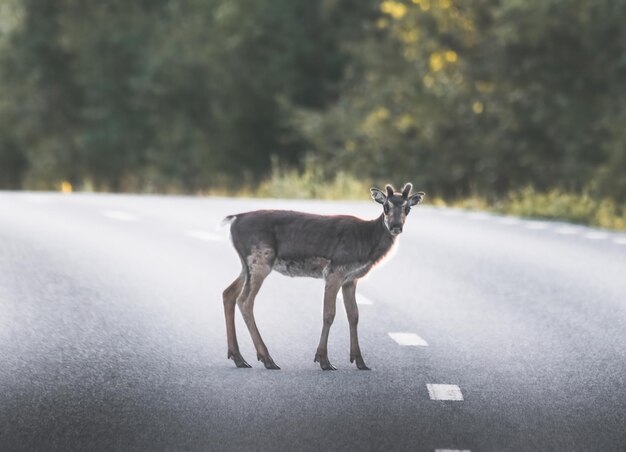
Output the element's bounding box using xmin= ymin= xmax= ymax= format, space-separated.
xmin=370 ymin=187 xmax=387 ymax=204
xmin=408 ymin=191 xmax=425 ymax=206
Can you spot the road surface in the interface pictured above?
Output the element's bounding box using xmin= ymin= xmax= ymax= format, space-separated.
xmin=0 ymin=192 xmax=625 ymax=451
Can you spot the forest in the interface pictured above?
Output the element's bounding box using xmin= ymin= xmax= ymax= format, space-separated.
xmin=0 ymin=0 xmax=625 ymax=219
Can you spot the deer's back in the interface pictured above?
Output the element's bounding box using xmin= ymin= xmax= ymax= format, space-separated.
xmin=228 ymin=210 xmax=387 ymax=279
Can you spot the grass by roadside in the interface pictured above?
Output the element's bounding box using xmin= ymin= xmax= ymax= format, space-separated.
xmin=232 ymin=163 xmax=626 ymax=231
xmin=203 ymin=157 xmax=371 ymax=200
xmin=54 ymin=160 xmax=626 ymax=231
xmin=437 ymin=188 xmax=626 ymax=231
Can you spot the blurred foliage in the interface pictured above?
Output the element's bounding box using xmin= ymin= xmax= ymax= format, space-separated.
xmin=0 ymin=0 xmax=369 ymax=191
xmin=503 ymin=188 xmax=601 ymax=225
xmin=498 ymin=188 xmax=626 ymax=230
xmin=256 ymin=156 xmax=370 ymax=199
xmin=297 ymin=0 xmax=626 ymax=202
xmin=431 ymin=187 xmax=626 ymax=230
xmin=0 ymin=0 xmax=625 ymax=217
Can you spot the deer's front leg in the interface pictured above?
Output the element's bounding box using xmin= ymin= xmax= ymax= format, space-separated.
xmin=342 ymin=280 xmax=370 ymax=370
xmin=314 ymin=277 xmax=341 ymax=370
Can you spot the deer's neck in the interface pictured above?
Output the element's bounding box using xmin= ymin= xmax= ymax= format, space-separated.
xmin=367 ymin=214 xmax=396 ymax=264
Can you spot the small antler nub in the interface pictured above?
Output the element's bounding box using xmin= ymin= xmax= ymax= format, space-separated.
xmin=385 ymin=184 xmax=394 ymax=197
xmin=401 ymin=183 xmax=412 ymax=198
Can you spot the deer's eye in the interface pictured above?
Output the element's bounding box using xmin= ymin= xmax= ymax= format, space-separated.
xmin=383 ymin=204 xmax=390 ymax=214
xmin=405 ymin=206 xmax=411 ymax=214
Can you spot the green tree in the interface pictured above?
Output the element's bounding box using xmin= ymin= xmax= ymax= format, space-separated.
xmin=296 ymin=0 xmax=626 ymax=201
xmin=0 ymin=0 xmax=82 ymax=189
xmin=0 ymin=0 xmax=363 ymax=191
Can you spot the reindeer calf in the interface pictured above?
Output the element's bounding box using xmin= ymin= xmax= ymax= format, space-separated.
xmin=222 ymin=183 xmax=424 ymax=370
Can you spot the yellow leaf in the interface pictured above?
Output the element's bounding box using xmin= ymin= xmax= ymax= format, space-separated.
xmin=429 ymin=53 xmax=444 ymax=71
xmin=395 ymin=114 xmax=414 ymax=132
xmin=60 ymin=181 xmax=73 ymax=193
xmin=444 ymin=50 xmax=458 ymax=63
xmin=380 ymin=1 xmax=407 ymax=19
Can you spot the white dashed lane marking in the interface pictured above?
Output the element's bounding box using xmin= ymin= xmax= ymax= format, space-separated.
xmin=102 ymin=210 xmax=138 ymax=222
xmin=22 ymin=195 xmax=49 ymax=204
xmin=441 ymin=210 xmax=463 ymax=217
xmin=497 ymin=217 xmax=521 ymax=225
xmin=427 ymin=384 xmax=464 ymax=401
xmin=185 ymin=230 xmax=226 ymax=242
xmin=614 ymin=237 xmax=626 ymax=245
xmin=525 ymin=221 xmax=549 ymax=230
xmin=388 ymin=332 xmax=428 ymax=346
xmin=435 ymin=449 xmax=471 ymax=452
xmin=554 ymin=226 xmax=580 ymax=235
xmin=584 ymin=232 xmax=608 ymax=240
xmin=356 ymin=293 xmax=374 ymax=305
xmin=467 ymin=213 xmax=490 ymax=221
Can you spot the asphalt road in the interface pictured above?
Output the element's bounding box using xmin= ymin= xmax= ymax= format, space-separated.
xmin=0 ymin=192 xmax=625 ymax=452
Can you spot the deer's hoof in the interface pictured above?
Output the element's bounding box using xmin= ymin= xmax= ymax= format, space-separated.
xmin=351 ymin=354 xmax=371 ymax=370
xmin=229 ymin=352 xmax=252 ymax=368
xmin=315 ymin=353 xmax=337 ymax=371
xmin=259 ymin=355 xmax=281 ymax=370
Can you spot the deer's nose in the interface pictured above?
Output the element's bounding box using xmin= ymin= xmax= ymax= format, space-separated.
xmin=390 ymin=225 xmax=403 ymax=235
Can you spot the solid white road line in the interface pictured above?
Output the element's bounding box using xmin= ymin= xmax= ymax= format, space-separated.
xmin=102 ymin=210 xmax=138 ymax=222
xmin=185 ymin=230 xmax=226 ymax=242
xmin=388 ymin=332 xmax=428 ymax=346
xmin=435 ymin=449 xmax=471 ymax=452
xmin=426 ymin=384 xmax=464 ymax=401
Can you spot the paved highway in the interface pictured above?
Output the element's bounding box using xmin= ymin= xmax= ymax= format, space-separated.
xmin=0 ymin=192 xmax=625 ymax=451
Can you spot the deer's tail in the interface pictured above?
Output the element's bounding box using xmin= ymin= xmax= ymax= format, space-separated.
xmin=220 ymin=215 xmax=237 ymax=229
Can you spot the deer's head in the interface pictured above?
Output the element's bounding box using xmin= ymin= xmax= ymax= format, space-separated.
xmin=370 ymin=183 xmax=424 ymax=236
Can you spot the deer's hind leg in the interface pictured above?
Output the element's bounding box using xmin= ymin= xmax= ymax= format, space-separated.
xmin=223 ymin=270 xmax=250 ymax=368
xmin=237 ymin=246 xmax=280 ymax=370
